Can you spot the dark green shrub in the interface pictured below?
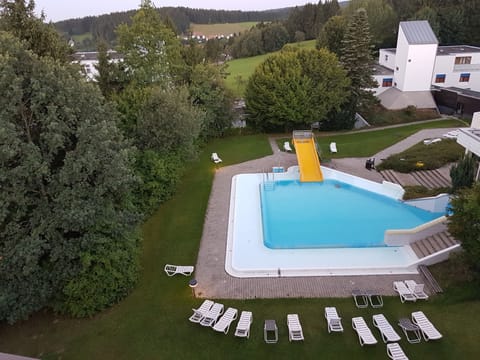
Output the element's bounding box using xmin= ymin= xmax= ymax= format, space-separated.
xmin=450 ymin=154 xmax=476 ymax=192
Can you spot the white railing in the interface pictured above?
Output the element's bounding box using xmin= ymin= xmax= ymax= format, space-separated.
xmin=384 ymin=216 xmax=447 ymax=246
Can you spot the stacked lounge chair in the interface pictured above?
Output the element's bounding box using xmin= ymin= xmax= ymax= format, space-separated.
xmin=189 ymin=300 xmax=214 ymax=323
xmin=200 ymin=302 xmax=224 ymax=327
xmin=234 ymin=311 xmax=253 ymax=338
xmin=404 ymin=280 xmax=429 ymax=300
xmin=387 ymin=342 xmax=409 ymax=360
xmin=372 ymin=314 xmax=401 ymax=343
xmin=393 ymin=281 xmax=417 ymax=303
xmin=352 ymin=316 xmax=378 ymax=346
xmin=212 ymin=307 xmax=238 ymax=334
xmin=411 ymin=311 xmax=442 ymax=341
xmin=164 ymin=264 xmax=194 ymax=276
xmin=287 ymin=314 xmax=305 ymax=342
xmin=325 ymin=307 xmax=344 ymax=333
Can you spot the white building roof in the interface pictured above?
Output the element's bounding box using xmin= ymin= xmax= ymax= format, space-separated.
xmin=400 ymin=21 xmax=438 ymax=45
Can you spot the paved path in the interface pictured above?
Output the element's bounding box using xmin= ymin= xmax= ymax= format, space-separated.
xmin=194 ymin=131 xmax=457 ymax=299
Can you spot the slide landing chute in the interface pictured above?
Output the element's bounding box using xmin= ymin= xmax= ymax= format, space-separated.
xmin=292 ymin=130 xmax=323 ymax=182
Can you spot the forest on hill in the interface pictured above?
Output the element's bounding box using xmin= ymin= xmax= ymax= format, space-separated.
xmin=54 ymin=6 xmax=293 ymax=47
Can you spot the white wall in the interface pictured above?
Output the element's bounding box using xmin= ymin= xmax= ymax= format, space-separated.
xmin=432 ymin=52 xmax=480 ymax=91
xmin=394 ymin=27 xmax=437 ymax=91
xmin=379 ymin=49 xmax=396 ymax=70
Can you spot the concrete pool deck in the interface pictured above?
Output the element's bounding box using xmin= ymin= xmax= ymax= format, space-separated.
xmin=194 ymin=130 xmax=457 ymax=299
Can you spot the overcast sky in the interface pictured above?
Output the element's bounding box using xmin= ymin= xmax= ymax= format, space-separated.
xmin=34 ymin=1 xmax=313 ymax=22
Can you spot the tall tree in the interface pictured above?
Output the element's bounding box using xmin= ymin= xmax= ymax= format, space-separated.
xmin=344 ymin=0 xmax=397 ymax=48
xmin=116 ymin=0 xmax=183 ymax=86
xmin=340 ymin=8 xmax=377 ymax=110
xmin=316 ymin=15 xmax=347 ymax=57
xmin=245 ymin=47 xmax=350 ymax=131
xmin=0 ymin=32 xmax=140 ymax=322
xmin=0 ymin=0 xmax=72 ymax=61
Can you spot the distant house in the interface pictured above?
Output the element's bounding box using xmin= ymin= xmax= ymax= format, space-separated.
xmin=72 ymin=51 xmax=123 ymax=81
xmin=373 ymin=20 xmax=480 ymax=116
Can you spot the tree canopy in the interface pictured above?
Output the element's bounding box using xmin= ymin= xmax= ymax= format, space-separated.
xmin=0 ymin=32 xmax=140 ymax=322
xmin=245 ymin=47 xmax=350 ymax=131
xmin=0 ymin=0 xmax=72 ymax=61
xmin=448 ymin=182 xmax=480 ymax=278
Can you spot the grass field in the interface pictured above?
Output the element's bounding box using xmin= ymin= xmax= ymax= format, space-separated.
xmin=190 ymin=22 xmax=258 ymax=37
xmin=224 ymin=40 xmax=316 ymax=98
xmin=1 ymin=128 xmax=479 ymax=359
xmin=277 ymin=118 xmax=466 ymax=161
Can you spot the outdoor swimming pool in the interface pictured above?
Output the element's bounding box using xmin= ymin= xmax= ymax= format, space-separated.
xmin=225 ymin=166 xmax=448 ymax=278
xmin=261 ymin=179 xmax=444 ymax=249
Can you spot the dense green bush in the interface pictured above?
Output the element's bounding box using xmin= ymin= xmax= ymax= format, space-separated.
xmin=450 ymin=154 xmax=476 ymax=192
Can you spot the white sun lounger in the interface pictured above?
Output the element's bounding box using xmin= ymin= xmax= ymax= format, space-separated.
xmin=164 ymin=264 xmax=194 ymax=276
xmin=330 ymin=142 xmax=338 ymax=153
xmin=404 ymin=280 xmax=429 ymax=300
xmin=325 ymin=307 xmax=343 ymax=333
xmin=211 ymin=152 xmax=222 ymax=163
xmin=352 ymin=316 xmax=378 ymax=346
xmin=411 ymin=311 xmax=443 ymax=341
xmin=372 ymin=314 xmax=401 ymax=343
xmin=387 ymin=342 xmax=409 ymax=360
xmin=234 ymin=311 xmax=253 ymax=338
xmin=213 ymin=307 xmax=238 ymax=334
xmin=283 ymin=141 xmax=293 ymax=152
xmin=189 ymin=299 xmax=214 ymax=323
xmin=393 ymin=281 xmax=416 ymax=303
xmin=287 ymin=314 xmax=305 ymax=341
xmin=423 ymin=138 xmax=442 ymax=145
xmin=200 ymin=302 xmax=224 ymax=327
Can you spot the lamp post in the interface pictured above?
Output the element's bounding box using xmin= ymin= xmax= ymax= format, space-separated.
xmin=188 ymin=279 xmax=198 ymax=297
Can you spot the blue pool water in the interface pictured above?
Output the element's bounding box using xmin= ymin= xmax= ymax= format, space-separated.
xmin=260 ymin=180 xmax=445 ymax=249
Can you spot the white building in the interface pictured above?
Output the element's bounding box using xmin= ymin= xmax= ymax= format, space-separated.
xmin=72 ymin=51 xmax=123 ymax=81
xmin=373 ymin=20 xmax=480 ymax=112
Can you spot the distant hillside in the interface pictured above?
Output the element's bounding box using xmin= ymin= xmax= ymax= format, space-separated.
xmin=55 ymin=6 xmax=293 ymax=48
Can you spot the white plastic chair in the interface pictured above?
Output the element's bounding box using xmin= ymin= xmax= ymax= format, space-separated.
xmin=352 ymin=316 xmax=378 ymax=346
xmin=387 ymin=342 xmax=409 ymax=360
xmin=404 ymin=280 xmax=429 ymax=300
xmin=330 ymin=142 xmax=338 ymax=153
xmin=283 ymin=141 xmax=293 ymax=152
xmin=235 ymin=311 xmax=253 ymax=338
xmin=393 ymin=281 xmax=417 ymax=303
xmin=211 ymin=152 xmax=222 ymax=163
xmin=287 ymin=314 xmax=304 ymax=341
xmin=325 ymin=307 xmax=343 ymax=333
xmin=411 ymin=311 xmax=442 ymax=341
xmin=189 ymin=300 xmax=214 ymax=323
xmin=372 ymin=314 xmax=401 ymax=343
xmin=213 ymin=307 xmax=238 ymax=334
xmin=164 ymin=264 xmax=194 ymax=276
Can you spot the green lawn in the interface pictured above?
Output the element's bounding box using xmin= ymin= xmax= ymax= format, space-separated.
xmin=224 ymin=40 xmax=316 ymax=98
xmin=1 ymin=131 xmax=479 ymax=359
xmin=190 ymin=22 xmax=258 ymax=37
xmin=277 ymin=118 xmax=465 ymax=161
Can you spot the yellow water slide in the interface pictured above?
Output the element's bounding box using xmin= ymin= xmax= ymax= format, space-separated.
xmin=292 ymin=130 xmax=323 ymax=182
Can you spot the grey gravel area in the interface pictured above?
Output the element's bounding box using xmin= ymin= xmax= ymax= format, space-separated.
xmin=194 ymin=131 xmax=454 ymax=299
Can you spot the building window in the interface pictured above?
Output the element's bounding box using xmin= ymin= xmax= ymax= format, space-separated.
xmin=459 ymin=73 xmax=470 ymax=82
xmin=382 ymin=78 xmax=393 ymax=87
xmin=435 ymin=74 xmax=446 ymax=83
xmin=385 ymin=54 xmax=388 ymax=61
xmin=455 ymin=56 xmax=472 ymax=65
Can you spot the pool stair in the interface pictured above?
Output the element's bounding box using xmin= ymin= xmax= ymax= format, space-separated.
xmin=380 ymin=169 xmax=451 ymax=189
xmin=263 ymin=181 xmax=275 ymax=191
xmin=410 ymin=230 xmax=459 ymax=259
